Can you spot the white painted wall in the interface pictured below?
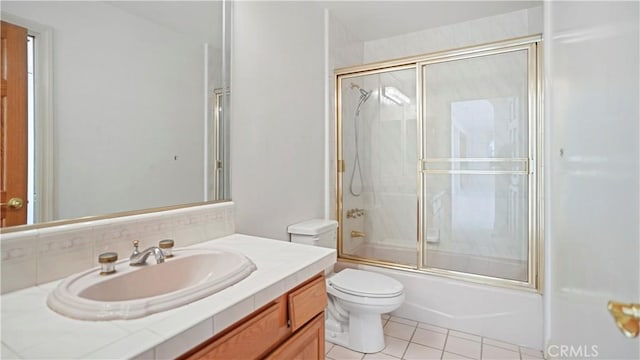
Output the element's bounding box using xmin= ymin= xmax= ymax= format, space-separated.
xmin=2 ymin=2 xmax=206 ymax=220
xmin=544 ymin=1 xmax=639 ymax=358
xmin=231 ymin=2 xmax=326 ymax=240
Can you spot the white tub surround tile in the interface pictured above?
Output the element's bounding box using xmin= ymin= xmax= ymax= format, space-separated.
xmin=0 ymin=202 xmax=235 ymax=294
xmin=0 ymin=234 xmax=336 ymax=359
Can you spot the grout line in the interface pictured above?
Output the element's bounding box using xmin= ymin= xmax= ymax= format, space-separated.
xmin=440 ymin=331 xmax=449 ymax=360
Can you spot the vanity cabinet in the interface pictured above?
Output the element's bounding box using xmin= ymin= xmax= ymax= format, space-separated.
xmin=181 ymin=273 xmax=327 ymax=360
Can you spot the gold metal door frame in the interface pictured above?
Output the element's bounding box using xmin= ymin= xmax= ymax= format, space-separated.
xmin=335 ymin=35 xmax=543 ymax=292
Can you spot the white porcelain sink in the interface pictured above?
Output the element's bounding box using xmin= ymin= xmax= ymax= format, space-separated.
xmin=47 ymin=248 xmax=257 ymax=320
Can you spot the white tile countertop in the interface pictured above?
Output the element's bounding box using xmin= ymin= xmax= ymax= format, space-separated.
xmin=0 ymin=234 xmax=336 ymax=359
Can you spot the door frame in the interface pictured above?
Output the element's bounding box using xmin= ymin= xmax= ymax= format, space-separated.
xmin=1 ymin=12 xmax=54 ymax=224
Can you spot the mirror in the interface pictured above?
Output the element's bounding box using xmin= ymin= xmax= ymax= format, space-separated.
xmin=1 ymin=1 xmax=230 ymax=229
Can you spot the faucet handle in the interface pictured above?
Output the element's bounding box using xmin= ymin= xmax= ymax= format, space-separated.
xmin=158 ymin=239 xmax=174 ymax=258
xmin=132 ymin=240 xmax=139 ymax=249
xmin=98 ymin=252 xmax=118 ymax=275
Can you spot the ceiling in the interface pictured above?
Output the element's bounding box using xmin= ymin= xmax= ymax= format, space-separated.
xmin=317 ymin=1 xmax=542 ymax=41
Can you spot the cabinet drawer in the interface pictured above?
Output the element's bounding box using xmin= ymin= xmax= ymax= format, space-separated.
xmin=185 ymin=295 xmax=289 ymax=360
xmin=265 ymin=312 xmax=325 ymax=360
xmin=288 ymin=275 xmax=327 ymax=332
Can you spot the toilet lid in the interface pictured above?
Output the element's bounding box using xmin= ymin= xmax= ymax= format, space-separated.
xmin=328 ymin=269 xmax=403 ymax=298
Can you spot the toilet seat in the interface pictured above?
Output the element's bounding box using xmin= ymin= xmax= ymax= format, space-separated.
xmin=328 ymin=269 xmax=403 ymax=298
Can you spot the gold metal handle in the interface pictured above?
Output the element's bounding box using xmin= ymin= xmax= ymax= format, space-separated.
xmin=350 ymin=230 xmax=366 ymax=238
xmin=607 ymin=301 xmax=640 ymax=338
xmin=0 ymin=197 xmax=24 ymax=209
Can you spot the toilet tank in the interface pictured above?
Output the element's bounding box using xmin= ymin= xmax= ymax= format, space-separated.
xmin=288 ymin=219 xmax=338 ymax=248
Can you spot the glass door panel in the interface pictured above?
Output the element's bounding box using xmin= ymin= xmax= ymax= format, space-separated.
xmin=421 ymin=48 xmax=532 ymax=282
xmin=339 ymin=66 xmax=417 ymax=267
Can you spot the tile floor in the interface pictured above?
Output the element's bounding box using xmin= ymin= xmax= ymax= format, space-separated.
xmin=325 ymin=315 xmax=545 ymax=360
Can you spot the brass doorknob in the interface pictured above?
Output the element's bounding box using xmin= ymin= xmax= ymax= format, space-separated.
xmin=607 ymin=301 xmax=640 ymax=338
xmin=0 ymin=197 xmax=24 ymax=209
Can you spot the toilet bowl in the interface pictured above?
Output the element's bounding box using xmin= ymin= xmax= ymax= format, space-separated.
xmin=325 ymin=268 xmax=404 ymax=353
xmin=287 ymin=219 xmax=406 ymax=353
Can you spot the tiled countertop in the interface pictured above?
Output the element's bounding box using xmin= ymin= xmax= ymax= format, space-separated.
xmin=0 ymin=234 xmax=336 ymax=359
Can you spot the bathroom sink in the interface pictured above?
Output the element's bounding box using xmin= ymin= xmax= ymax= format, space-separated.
xmin=47 ymin=248 xmax=257 ymax=320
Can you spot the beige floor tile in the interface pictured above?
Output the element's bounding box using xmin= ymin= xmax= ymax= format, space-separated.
xmin=411 ymin=328 xmax=447 ymax=349
xmin=444 ymin=336 xmax=482 ymax=359
xmin=442 ymin=351 xmax=474 ymax=359
xmin=481 ymin=344 xmax=520 ymax=359
xmin=403 ymin=343 xmax=443 ymax=360
xmin=327 ymin=344 xmax=364 ymax=360
xmin=363 ymin=352 xmax=400 ymax=360
xmin=381 ymin=317 xmax=389 ymax=327
xmin=418 ymin=322 xmax=449 ymax=334
xmin=483 ymin=338 xmax=519 ymax=352
xmin=381 ymin=336 xmax=409 ymax=358
xmin=326 ymin=341 xmax=335 ymax=354
xmin=389 ymin=316 xmax=418 ymax=327
xmin=449 ymin=330 xmax=481 ymax=342
xmin=520 ymin=346 xmax=544 ymax=359
xmin=382 ymin=314 xmax=390 ymax=320
xmin=383 ymin=321 xmax=415 ymax=341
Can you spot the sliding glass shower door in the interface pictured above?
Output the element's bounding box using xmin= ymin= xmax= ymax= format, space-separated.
xmin=338 ymin=66 xmax=418 ymax=267
xmin=336 ymin=36 xmax=541 ymax=289
xmin=419 ymin=46 xmax=536 ymax=283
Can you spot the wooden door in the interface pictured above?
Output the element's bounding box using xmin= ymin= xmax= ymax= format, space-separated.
xmin=0 ymin=21 xmax=28 ymax=227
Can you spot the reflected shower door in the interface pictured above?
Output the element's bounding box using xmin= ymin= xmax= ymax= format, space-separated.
xmin=339 ymin=66 xmax=417 ymax=267
xmin=420 ymin=48 xmax=534 ymax=282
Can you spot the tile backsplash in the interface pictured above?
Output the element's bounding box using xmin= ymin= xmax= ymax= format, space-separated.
xmin=0 ymin=202 xmax=235 ymax=294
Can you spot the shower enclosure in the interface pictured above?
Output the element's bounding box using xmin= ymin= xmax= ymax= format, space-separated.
xmin=336 ymin=36 xmax=542 ymax=289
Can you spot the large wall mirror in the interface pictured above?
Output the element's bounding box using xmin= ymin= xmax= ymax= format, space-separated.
xmin=1 ymin=1 xmax=231 ymax=231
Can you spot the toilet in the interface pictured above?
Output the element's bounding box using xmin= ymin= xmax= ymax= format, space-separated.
xmin=288 ymin=219 xmax=405 ymax=353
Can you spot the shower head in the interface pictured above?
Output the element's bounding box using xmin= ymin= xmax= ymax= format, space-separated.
xmin=359 ymin=88 xmax=371 ymax=103
xmin=351 ymin=83 xmax=371 ymax=104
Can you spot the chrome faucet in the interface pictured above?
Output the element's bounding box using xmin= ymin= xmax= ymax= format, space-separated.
xmin=129 ymin=240 xmax=165 ymax=266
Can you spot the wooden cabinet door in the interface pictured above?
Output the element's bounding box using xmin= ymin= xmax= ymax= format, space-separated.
xmin=266 ymin=313 xmax=325 ymax=360
xmin=183 ymin=296 xmax=290 ymax=360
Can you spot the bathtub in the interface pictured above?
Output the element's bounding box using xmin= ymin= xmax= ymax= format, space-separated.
xmin=336 ymin=257 xmax=543 ymax=350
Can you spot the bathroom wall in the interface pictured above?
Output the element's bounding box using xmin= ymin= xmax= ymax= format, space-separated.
xmin=231 ymin=1 xmax=326 ymax=240
xmin=2 ymin=2 xmax=206 ymax=220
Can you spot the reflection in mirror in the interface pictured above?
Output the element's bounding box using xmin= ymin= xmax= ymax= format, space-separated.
xmin=0 ymin=1 xmax=230 ymax=229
